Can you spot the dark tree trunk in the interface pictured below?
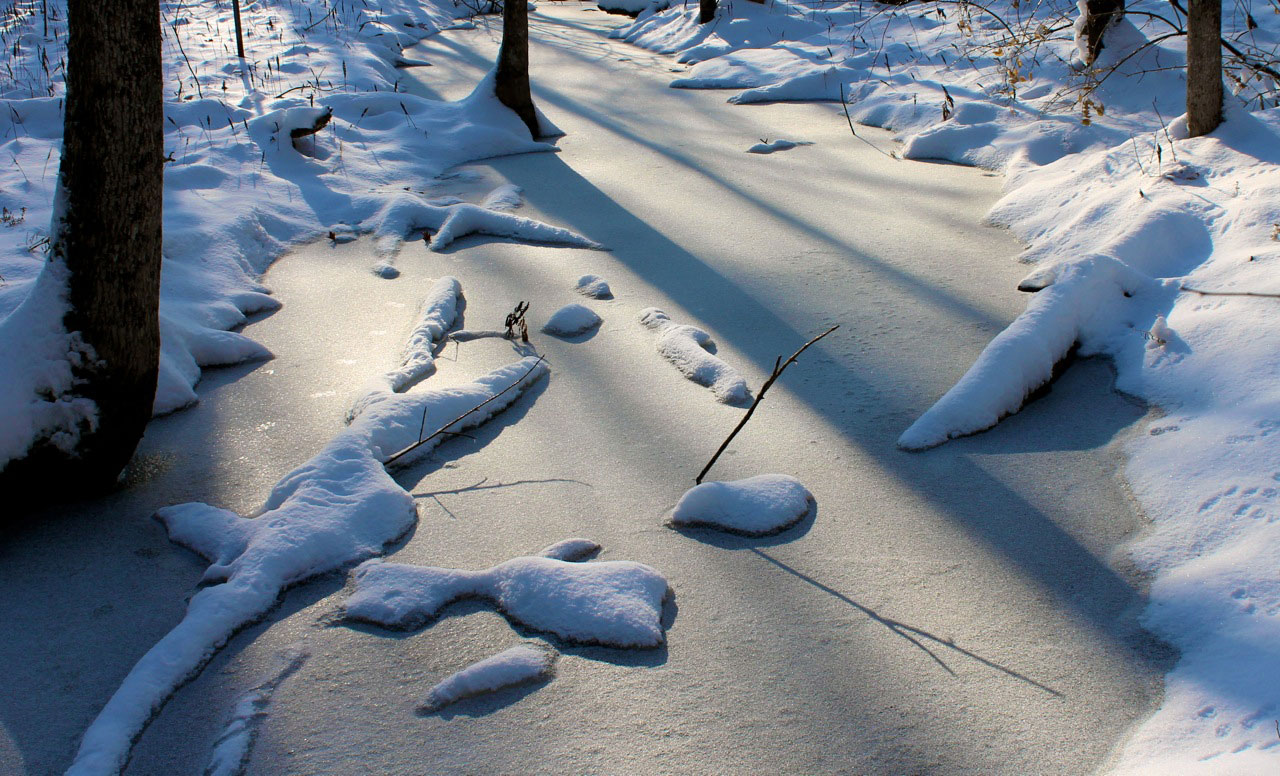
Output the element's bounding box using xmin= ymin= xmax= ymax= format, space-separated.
xmin=1078 ymin=0 xmax=1125 ymax=64
xmin=495 ymin=0 xmax=539 ymax=137
xmin=1186 ymin=0 xmax=1223 ymax=136
xmin=232 ymin=0 xmax=246 ymax=59
xmin=699 ymin=0 xmax=716 ymax=24
xmin=45 ymin=0 xmax=163 ymax=490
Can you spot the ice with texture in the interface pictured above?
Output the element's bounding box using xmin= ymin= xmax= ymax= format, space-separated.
xmin=746 ymin=138 xmax=811 ymax=154
xmin=66 ymin=344 xmax=548 ymax=774
xmin=639 ymin=308 xmax=750 ymax=404
xmin=347 ymin=553 xmax=671 ymax=647
xmin=541 ymin=303 xmax=602 ymax=337
xmin=349 ymin=276 xmax=462 ymax=418
xmin=204 ymin=648 xmax=308 ymax=776
xmin=419 ymin=643 xmax=558 ymax=713
xmin=672 ymin=475 xmax=813 ymax=536
xmin=574 ymin=274 xmax=613 ymax=299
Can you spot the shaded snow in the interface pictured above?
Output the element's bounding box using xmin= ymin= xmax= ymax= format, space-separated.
xmin=574 ymin=273 xmax=613 ymax=299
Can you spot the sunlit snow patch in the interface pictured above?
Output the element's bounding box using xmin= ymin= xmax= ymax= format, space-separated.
xmin=671 ymin=474 xmax=813 ymax=536
xmin=347 ymin=553 xmax=671 ymax=648
xmin=575 ymin=274 xmax=613 ymax=299
xmin=542 ymin=303 xmax=602 ymax=337
xmin=419 ymin=643 xmax=557 ymax=714
xmin=639 ymin=307 xmax=750 ymax=405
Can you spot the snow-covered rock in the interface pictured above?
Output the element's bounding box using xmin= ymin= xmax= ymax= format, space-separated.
xmin=574 ymin=274 xmax=613 ymax=299
xmin=639 ymin=307 xmax=750 ymax=404
xmin=671 ymin=474 xmax=813 ymax=536
xmin=347 ymin=554 xmax=672 ymax=647
xmin=542 ymin=303 xmax=602 ymax=337
xmin=538 ymin=538 xmax=602 ymax=561
xmin=419 ymin=643 xmax=557 ymax=713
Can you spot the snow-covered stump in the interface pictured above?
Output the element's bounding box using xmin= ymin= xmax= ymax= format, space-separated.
xmin=639 ymin=307 xmax=750 ymax=405
xmin=418 ymin=643 xmax=558 ymax=714
xmin=671 ymin=474 xmax=814 ymax=536
xmin=347 ymin=553 xmax=672 ymax=648
xmin=898 ymin=255 xmax=1161 ymax=450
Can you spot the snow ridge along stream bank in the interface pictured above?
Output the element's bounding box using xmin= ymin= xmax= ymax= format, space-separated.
xmin=616 ymin=0 xmax=1280 ymax=769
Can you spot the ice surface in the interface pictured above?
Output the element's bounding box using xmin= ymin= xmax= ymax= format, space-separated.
xmin=671 ymin=474 xmax=813 ymax=536
xmin=574 ymin=274 xmax=613 ymax=299
xmin=204 ymin=648 xmax=308 ymax=776
xmin=639 ymin=307 xmax=750 ymax=404
xmin=541 ymin=303 xmax=602 ymax=337
xmin=419 ymin=643 xmax=557 ymax=713
xmin=347 ymin=553 xmax=671 ymax=647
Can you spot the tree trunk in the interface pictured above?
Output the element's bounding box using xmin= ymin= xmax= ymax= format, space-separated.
xmin=48 ymin=0 xmax=163 ymax=490
xmin=1186 ymin=0 xmax=1223 ymax=136
xmin=232 ymin=0 xmax=246 ymax=59
xmin=495 ymin=0 xmax=539 ymax=137
xmin=1078 ymin=0 xmax=1125 ymax=64
xmin=699 ymin=0 xmax=716 ymax=24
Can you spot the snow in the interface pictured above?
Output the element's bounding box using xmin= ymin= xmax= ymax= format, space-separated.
xmin=419 ymin=643 xmax=557 ymax=713
xmin=66 ymin=305 xmax=548 ymax=775
xmin=347 ymin=552 xmax=672 ymax=647
xmin=0 ymin=0 xmax=590 ymax=467
xmin=639 ymin=307 xmax=750 ymax=404
xmin=574 ymin=273 xmax=613 ymax=299
xmin=617 ymin=0 xmax=1280 ymax=770
xmin=204 ymin=648 xmax=308 ymax=776
xmin=671 ymin=474 xmax=814 ymax=536
xmin=538 ymin=538 xmax=602 ymax=561
xmin=746 ymin=138 xmax=811 ymax=154
xmin=541 ymin=302 xmax=602 ymax=337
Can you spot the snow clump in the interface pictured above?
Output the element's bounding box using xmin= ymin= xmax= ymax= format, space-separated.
xmin=538 ymin=538 xmax=602 ymax=561
xmin=671 ymin=474 xmax=813 ymax=536
xmin=746 ymin=139 xmax=811 ymax=154
xmin=347 ymin=553 xmax=672 ymax=647
xmin=639 ymin=307 xmax=750 ymax=404
xmin=575 ymin=274 xmax=613 ymax=299
xmin=419 ymin=643 xmax=558 ymax=713
xmin=542 ymin=303 xmax=603 ymax=337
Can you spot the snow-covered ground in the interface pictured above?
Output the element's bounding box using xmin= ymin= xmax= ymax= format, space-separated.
xmin=4 ymin=0 xmax=1274 ymax=772
xmin=613 ymin=0 xmax=1280 ymax=770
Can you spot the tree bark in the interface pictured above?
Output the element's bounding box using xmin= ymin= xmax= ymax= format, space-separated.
xmin=495 ymin=0 xmax=540 ymax=137
xmin=1078 ymin=0 xmax=1125 ymax=64
xmin=699 ymin=0 xmax=716 ymax=24
xmin=232 ymin=0 xmax=246 ymax=59
xmin=48 ymin=0 xmax=163 ymax=490
xmin=1186 ymin=0 xmax=1223 ymax=136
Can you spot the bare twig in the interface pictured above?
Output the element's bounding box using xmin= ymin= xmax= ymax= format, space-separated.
xmin=696 ymin=326 xmax=839 ymax=484
xmin=1180 ymin=285 xmax=1280 ymax=298
xmin=384 ymin=355 xmax=546 ymax=466
xmin=839 ymin=83 xmax=899 ymax=160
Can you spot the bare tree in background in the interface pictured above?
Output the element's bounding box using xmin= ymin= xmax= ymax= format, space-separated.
xmin=2 ymin=0 xmax=163 ymax=503
xmin=495 ymin=0 xmax=540 ymax=137
xmin=1185 ymin=0 xmax=1223 ymax=136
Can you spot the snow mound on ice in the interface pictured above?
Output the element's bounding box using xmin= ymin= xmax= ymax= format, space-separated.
xmin=67 ymin=355 xmax=549 ymax=775
xmin=349 ymin=276 xmax=462 ymax=418
xmin=542 ymin=303 xmax=602 ymax=337
xmin=746 ymin=138 xmax=811 ymax=154
xmin=639 ymin=307 xmax=750 ymax=405
xmin=538 ymin=538 xmax=602 ymax=561
xmin=347 ymin=554 xmax=671 ymax=647
xmin=481 ymin=183 xmax=523 ymax=211
xmin=671 ymin=474 xmax=813 ymax=536
xmin=205 ymin=648 xmax=308 ymax=776
xmin=575 ymin=274 xmax=613 ymax=299
xmin=419 ymin=643 xmax=557 ymax=713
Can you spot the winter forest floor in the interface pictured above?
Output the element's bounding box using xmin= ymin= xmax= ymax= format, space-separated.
xmin=1 ymin=3 xmax=1178 ymax=774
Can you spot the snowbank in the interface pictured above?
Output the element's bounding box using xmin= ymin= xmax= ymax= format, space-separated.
xmin=419 ymin=643 xmax=557 ymax=713
xmin=348 ymin=553 xmax=672 ymax=647
xmin=672 ymin=474 xmax=813 ymax=536
xmin=640 ymin=307 xmax=750 ymax=404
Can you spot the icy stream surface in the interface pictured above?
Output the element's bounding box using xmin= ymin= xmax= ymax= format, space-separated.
xmin=0 ymin=4 xmax=1169 ymax=774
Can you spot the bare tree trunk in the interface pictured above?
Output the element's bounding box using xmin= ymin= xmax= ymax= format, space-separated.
xmin=1078 ymin=0 xmax=1125 ymax=64
xmin=699 ymin=0 xmax=716 ymax=24
xmin=232 ymin=0 xmax=246 ymax=59
xmin=1186 ymin=0 xmax=1223 ymax=136
xmin=495 ymin=0 xmax=539 ymax=137
xmin=40 ymin=0 xmax=162 ymax=492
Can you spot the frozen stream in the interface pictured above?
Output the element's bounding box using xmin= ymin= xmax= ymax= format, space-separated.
xmin=0 ymin=4 xmax=1170 ymax=774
